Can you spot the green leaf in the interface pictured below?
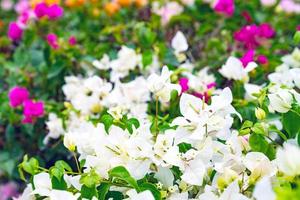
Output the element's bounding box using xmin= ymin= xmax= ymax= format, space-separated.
xmin=80 ymin=170 xmax=101 ymax=188
xmin=109 ymin=166 xmax=140 ymax=191
xmin=142 ymin=50 xmax=153 ymax=68
xmin=20 ymin=155 xmax=39 ymax=175
xmin=294 ymin=31 xmax=300 ymax=44
xmin=55 ymin=160 xmax=73 ymax=172
xmin=51 ymin=176 xmax=67 ymax=190
xmin=249 ymin=133 xmax=269 ymax=153
xmin=81 ymin=185 xmax=98 ymax=199
xmin=139 ymin=183 xmax=161 ymax=200
xmin=178 ymin=143 xmax=192 ymax=153
xmin=100 ymin=114 xmax=114 ymax=133
xmin=251 ymin=123 xmax=266 ymax=135
xmin=282 ymin=111 xmax=300 ymax=138
xmin=125 ymin=118 xmax=140 ymax=134
xmin=97 ymin=183 xmax=110 ymax=200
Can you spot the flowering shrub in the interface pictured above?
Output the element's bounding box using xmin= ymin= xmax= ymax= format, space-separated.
xmin=1 ymin=0 xmax=300 ymax=200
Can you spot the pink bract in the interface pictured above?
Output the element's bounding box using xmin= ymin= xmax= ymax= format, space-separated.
xmin=8 ymin=86 xmax=30 ymax=108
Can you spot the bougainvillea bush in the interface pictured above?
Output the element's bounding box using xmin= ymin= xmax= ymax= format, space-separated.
xmin=1 ymin=0 xmax=300 ymax=199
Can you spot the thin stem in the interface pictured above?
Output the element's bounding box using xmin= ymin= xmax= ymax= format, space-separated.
xmin=155 ymin=96 xmax=159 ymax=137
xmin=73 ymin=152 xmax=81 ymax=174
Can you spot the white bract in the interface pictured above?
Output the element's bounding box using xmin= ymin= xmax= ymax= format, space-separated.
xmin=219 ymin=56 xmax=257 ymax=82
xmin=147 ymin=66 xmax=181 ymax=102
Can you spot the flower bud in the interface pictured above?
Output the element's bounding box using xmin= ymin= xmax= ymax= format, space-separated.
xmin=255 ymin=107 xmax=266 ymax=120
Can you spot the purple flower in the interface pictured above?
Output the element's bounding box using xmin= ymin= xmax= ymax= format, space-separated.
xmin=214 ymin=0 xmax=235 ymax=17
xmin=22 ymin=99 xmax=44 ymax=124
xmin=7 ymin=22 xmax=23 ymax=41
xmin=46 ymin=4 xmax=64 ymax=20
xmin=240 ymin=49 xmax=255 ymax=67
xmin=8 ymin=86 xmax=30 ymax=108
xmin=68 ymin=36 xmax=77 ymax=46
xmin=179 ymin=77 xmax=189 ymax=93
xmin=46 ymin=33 xmax=59 ymax=49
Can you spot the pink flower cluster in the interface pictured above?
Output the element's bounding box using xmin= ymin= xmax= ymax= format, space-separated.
xmin=34 ymin=2 xmax=64 ymax=20
xmin=7 ymin=0 xmax=64 ymax=41
xmin=234 ymin=23 xmax=276 ymax=49
xmin=179 ymin=77 xmax=216 ymax=102
xmin=8 ymin=86 xmax=44 ymax=124
xmin=46 ymin=33 xmax=77 ymax=49
xmin=214 ymin=0 xmax=235 ymax=17
xmin=240 ymin=49 xmax=268 ymax=67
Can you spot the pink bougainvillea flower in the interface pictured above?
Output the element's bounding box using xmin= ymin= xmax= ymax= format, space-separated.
xmin=22 ymin=99 xmax=44 ymax=124
xmin=0 ymin=182 xmax=18 ymax=200
xmin=207 ymin=82 xmax=217 ymax=89
xmin=234 ymin=23 xmax=275 ymax=49
xmin=68 ymin=36 xmax=77 ymax=46
xmin=34 ymin=2 xmax=63 ymax=20
xmin=8 ymin=86 xmax=30 ymax=108
xmin=179 ymin=77 xmax=189 ymax=93
xmin=7 ymin=22 xmax=23 ymax=41
xmin=46 ymin=33 xmax=59 ymax=49
xmin=47 ymin=4 xmax=64 ymax=20
xmin=214 ymin=0 xmax=235 ymax=17
xmin=34 ymin=2 xmax=48 ymax=18
xmin=15 ymin=0 xmax=30 ymax=14
xmin=257 ymin=55 xmax=268 ymax=64
xmin=240 ymin=49 xmax=255 ymax=67
xmin=258 ymin=23 xmax=276 ymax=38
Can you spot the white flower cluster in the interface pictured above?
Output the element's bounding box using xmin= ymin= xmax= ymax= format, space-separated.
xmin=18 ymin=33 xmax=300 ymax=200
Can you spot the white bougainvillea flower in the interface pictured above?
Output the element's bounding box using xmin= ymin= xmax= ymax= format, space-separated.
xmin=243 ymin=152 xmax=277 ymax=181
xmin=48 ymin=190 xmax=80 ymax=200
xmin=31 ymin=172 xmax=52 ymax=196
xmin=147 ymin=66 xmax=181 ymax=102
xmin=244 ymin=83 xmax=262 ymax=100
xmin=44 ymin=113 xmax=65 ymax=144
xmin=282 ymin=47 xmax=300 ymax=68
xmin=171 ymin=31 xmax=188 ymax=54
xmin=218 ymin=180 xmax=250 ymax=200
xmin=125 ymin=189 xmax=155 ymax=200
xmin=92 ymin=54 xmax=110 ymax=70
xmin=181 ymin=154 xmax=206 ymax=186
xmin=13 ymin=184 xmax=34 ymax=200
xmin=268 ymin=89 xmax=293 ymax=113
xmin=253 ymin=177 xmax=276 ymax=200
xmin=219 ymin=56 xmax=257 ymax=82
xmin=154 ymin=166 xmax=174 ymax=188
xmin=276 ymin=142 xmax=300 ymax=177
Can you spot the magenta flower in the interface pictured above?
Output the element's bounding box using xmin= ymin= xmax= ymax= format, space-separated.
xmin=179 ymin=77 xmax=189 ymax=93
xmin=68 ymin=36 xmax=77 ymax=46
xmin=8 ymin=86 xmax=30 ymax=108
xmin=207 ymin=82 xmax=217 ymax=89
xmin=46 ymin=33 xmax=59 ymax=49
xmin=34 ymin=2 xmax=63 ymax=20
xmin=258 ymin=23 xmax=275 ymax=38
xmin=47 ymin=4 xmax=64 ymax=20
xmin=257 ymin=55 xmax=268 ymax=65
xmin=34 ymin=2 xmax=48 ymax=18
xmin=234 ymin=23 xmax=275 ymax=49
xmin=214 ymin=0 xmax=235 ymax=17
xmin=240 ymin=49 xmax=255 ymax=67
xmin=22 ymin=99 xmax=44 ymax=124
xmin=7 ymin=22 xmax=23 ymax=41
